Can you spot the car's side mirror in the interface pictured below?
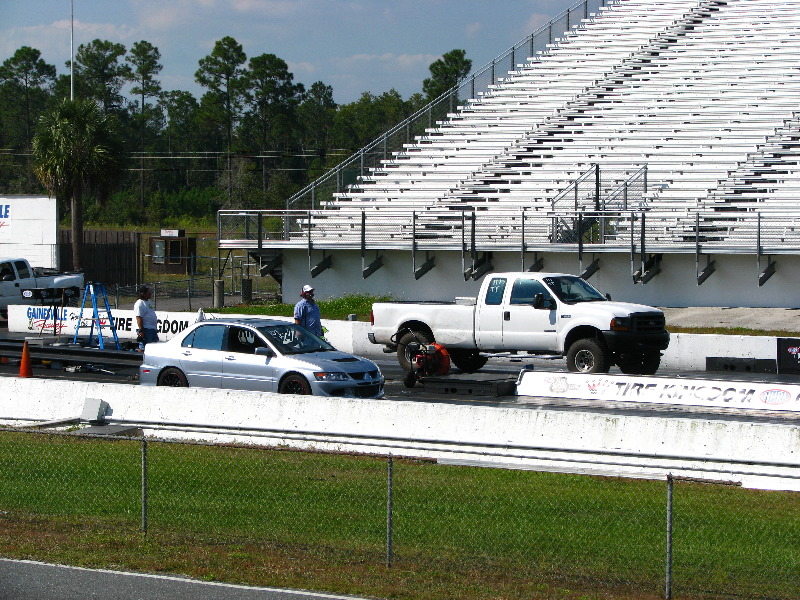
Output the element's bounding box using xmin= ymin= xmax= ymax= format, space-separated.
xmin=605 ymin=293 xmax=612 ymax=301
xmin=533 ymin=293 xmax=544 ymax=309
xmin=255 ymin=347 xmax=275 ymax=358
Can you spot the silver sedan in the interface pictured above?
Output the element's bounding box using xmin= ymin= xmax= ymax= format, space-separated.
xmin=139 ymin=317 xmax=384 ymax=398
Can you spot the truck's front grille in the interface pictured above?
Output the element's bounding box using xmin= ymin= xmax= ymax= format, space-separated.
xmin=631 ymin=312 xmax=666 ymax=334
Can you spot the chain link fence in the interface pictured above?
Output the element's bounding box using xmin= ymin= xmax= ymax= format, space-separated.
xmin=101 ymin=269 xmax=280 ymax=313
xmin=1 ymin=427 xmax=798 ymax=599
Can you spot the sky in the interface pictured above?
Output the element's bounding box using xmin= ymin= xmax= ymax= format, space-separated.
xmin=1 ymin=0 xmax=572 ymax=105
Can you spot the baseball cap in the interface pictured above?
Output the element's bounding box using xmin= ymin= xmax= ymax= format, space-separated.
xmin=302 ymin=284 xmax=314 ymax=293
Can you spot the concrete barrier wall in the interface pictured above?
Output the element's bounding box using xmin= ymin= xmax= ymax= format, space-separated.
xmin=3 ymin=377 xmax=800 ymax=492
xmin=9 ymin=304 xmax=788 ymax=371
xmin=661 ymin=333 xmax=778 ymax=371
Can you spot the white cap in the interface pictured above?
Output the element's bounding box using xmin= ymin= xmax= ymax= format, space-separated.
xmin=302 ymin=284 xmax=314 ymax=293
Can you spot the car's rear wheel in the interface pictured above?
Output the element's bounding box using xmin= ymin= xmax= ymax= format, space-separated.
xmin=157 ymin=367 xmax=188 ymax=387
xmin=279 ymin=373 xmax=311 ymax=395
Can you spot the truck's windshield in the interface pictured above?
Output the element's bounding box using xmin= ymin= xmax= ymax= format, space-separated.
xmin=543 ymin=276 xmax=607 ymax=304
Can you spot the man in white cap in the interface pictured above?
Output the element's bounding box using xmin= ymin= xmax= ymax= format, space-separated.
xmin=294 ymin=284 xmax=322 ymax=336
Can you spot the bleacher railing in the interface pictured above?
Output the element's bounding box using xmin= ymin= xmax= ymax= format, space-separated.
xmin=285 ymin=0 xmax=612 ymax=211
xmin=218 ymin=207 xmax=800 ymax=256
xmin=550 ymin=165 xmax=649 ymax=243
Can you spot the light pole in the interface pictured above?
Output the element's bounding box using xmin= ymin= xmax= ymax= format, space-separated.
xmin=70 ymin=0 xmax=74 ymax=100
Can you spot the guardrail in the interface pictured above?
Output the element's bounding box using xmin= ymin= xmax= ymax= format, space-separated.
xmin=0 ymin=340 xmax=143 ymax=368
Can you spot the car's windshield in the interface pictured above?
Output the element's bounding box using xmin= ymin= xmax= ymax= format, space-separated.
xmin=257 ymin=323 xmax=334 ymax=355
xmin=542 ymin=275 xmax=607 ymax=304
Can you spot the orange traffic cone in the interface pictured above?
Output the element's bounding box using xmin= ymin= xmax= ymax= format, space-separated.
xmin=19 ymin=340 xmax=32 ymax=378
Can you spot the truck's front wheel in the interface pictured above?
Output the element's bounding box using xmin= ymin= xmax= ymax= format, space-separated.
xmin=566 ymin=339 xmax=611 ymax=373
xmin=617 ymin=352 xmax=661 ymax=375
xmin=397 ymin=330 xmax=433 ymax=372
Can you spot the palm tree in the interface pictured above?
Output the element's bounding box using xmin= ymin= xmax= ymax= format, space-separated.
xmin=32 ymin=98 xmax=124 ymax=271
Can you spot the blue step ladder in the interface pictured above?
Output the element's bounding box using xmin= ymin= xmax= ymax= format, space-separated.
xmin=72 ymin=282 xmax=121 ymax=350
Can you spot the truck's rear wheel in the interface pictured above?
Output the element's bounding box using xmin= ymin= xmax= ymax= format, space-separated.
xmin=397 ymin=330 xmax=432 ymax=372
xmin=449 ymin=349 xmax=488 ymax=373
xmin=566 ymin=338 xmax=610 ymax=373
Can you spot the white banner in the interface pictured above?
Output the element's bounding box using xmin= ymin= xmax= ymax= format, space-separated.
xmin=8 ymin=305 xmax=201 ymax=341
xmin=0 ymin=196 xmax=58 ymax=268
xmin=517 ymin=370 xmax=800 ymax=413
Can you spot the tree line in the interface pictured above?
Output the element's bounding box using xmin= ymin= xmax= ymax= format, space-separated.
xmin=0 ymin=38 xmax=472 ymax=232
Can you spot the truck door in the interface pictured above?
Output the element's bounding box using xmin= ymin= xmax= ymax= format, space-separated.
xmin=474 ymin=276 xmax=507 ymax=349
xmin=500 ymin=278 xmax=559 ymax=351
xmin=13 ymin=260 xmax=38 ymax=299
xmin=0 ymin=261 xmax=22 ymax=306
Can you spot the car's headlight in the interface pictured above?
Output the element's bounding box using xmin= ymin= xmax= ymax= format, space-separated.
xmin=610 ymin=317 xmax=630 ymax=331
xmin=314 ymin=372 xmax=350 ymax=381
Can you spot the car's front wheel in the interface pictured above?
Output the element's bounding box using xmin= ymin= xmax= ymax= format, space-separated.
xmin=157 ymin=367 xmax=188 ymax=387
xmin=279 ymin=373 xmax=312 ymax=395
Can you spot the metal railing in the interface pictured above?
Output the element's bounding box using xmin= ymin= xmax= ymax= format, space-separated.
xmin=1 ymin=426 xmax=798 ymax=599
xmin=218 ymin=207 xmax=800 ymax=256
xmin=285 ymin=0 xmax=612 ymax=211
xmin=550 ymin=165 xmax=649 ymax=243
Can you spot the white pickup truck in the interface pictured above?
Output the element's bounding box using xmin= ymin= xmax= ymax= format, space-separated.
xmin=369 ymin=272 xmax=670 ymax=375
xmin=0 ymin=258 xmax=84 ymax=317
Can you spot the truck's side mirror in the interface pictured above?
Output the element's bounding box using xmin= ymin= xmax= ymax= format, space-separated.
xmin=533 ymin=293 xmax=544 ymax=309
xmin=605 ymin=293 xmax=612 ymax=301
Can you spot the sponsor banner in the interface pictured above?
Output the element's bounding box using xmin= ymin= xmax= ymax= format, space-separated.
xmin=516 ymin=371 xmax=800 ymax=413
xmin=9 ymin=305 xmax=199 ymax=341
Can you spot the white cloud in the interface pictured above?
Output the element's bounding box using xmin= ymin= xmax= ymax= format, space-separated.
xmin=228 ymin=0 xmax=304 ymax=16
xmin=521 ymin=12 xmax=552 ymax=37
xmin=335 ymin=52 xmax=437 ymax=72
xmin=0 ymin=19 xmax=139 ymax=71
xmin=286 ymin=60 xmax=317 ymax=77
xmin=465 ymin=22 xmax=481 ymax=38
xmin=131 ymin=1 xmax=202 ymax=30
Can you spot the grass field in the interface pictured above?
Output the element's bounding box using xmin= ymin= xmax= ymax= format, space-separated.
xmin=1 ymin=430 xmax=799 ymax=600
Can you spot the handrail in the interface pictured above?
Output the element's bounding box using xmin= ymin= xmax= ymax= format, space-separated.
xmin=285 ymin=0 xmax=613 ymax=210
xmin=218 ymin=207 xmax=800 ymax=256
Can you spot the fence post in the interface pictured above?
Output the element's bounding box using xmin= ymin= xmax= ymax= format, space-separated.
xmin=141 ymin=438 xmax=148 ymax=539
xmin=665 ymin=474 xmax=674 ymax=599
xmin=594 ymin=163 xmax=601 ymax=211
xmin=386 ymin=456 xmax=394 ymax=568
xmin=213 ymin=279 xmax=224 ymax=309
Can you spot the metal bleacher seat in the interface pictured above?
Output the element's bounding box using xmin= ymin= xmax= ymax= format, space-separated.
xmin=307 ymin=0 xmax=800 ymax=248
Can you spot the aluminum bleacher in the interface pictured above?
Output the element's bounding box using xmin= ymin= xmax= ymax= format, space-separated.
xmin=338 ymin=6 xmax=776 ymax=231
xmin=238 ymin=0 xmax=800 ymax=254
